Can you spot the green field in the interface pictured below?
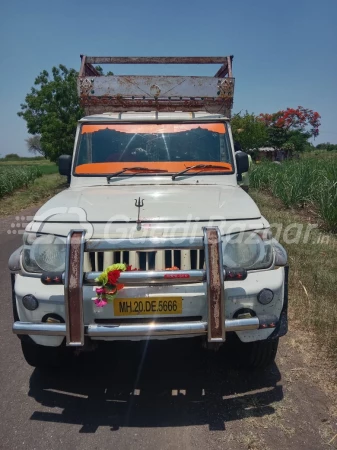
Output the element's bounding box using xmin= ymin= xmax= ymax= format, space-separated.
xmin=0 ymin=162 xmax=58 ymax=198
xmin=250 ymin=152 xmax=337 ymax=232
xmin=0 ymin=160 xmax=56 ymax=166
xmin=33 ymin=164 xmax=58 ymax=175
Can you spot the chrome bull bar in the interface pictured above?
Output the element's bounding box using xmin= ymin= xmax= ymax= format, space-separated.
xmin=13 ymin=315 xmax=279 ymax=337
xmin=14 ymin=227 xmax=254 ymax=346
xmin=65 ymin=227 xmax=225 ymax=346
xmin=13 ymin=316 xmax=275 ymax=338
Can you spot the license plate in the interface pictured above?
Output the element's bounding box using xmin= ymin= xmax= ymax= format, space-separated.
xmin=114 ymin=297 xmax=183 ymax=316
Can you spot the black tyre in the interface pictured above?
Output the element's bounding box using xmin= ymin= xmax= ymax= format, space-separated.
xmin=21 ymin=340 xmax=71 ymax=369
xmin=230 ymin=338 xmax=279 ymax=369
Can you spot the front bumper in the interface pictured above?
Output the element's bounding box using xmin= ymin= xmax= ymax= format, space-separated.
xmin=12 ymin=228 xmax=287 ymax=346
xmin=13 ymin=315 xmax=278 ymax=338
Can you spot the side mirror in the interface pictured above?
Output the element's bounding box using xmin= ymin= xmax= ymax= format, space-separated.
xmin=58 ymin=155 xmax=72 ymax=177
xmin=235 ymin=151 xmax=249 ymax=181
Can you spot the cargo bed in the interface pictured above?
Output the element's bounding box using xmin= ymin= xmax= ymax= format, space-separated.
xmin=78 ymin=55 xmax=235 ymax=116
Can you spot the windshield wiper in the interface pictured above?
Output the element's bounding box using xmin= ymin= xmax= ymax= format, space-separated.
xmin=172 ymin=164 xmax=230 ymax=181
xmin=107 ymin=167 xmax=168 ymax=182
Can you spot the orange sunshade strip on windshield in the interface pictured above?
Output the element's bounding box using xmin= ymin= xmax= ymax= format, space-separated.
xmin=75 ymin=161 xmax=232 ymax=175
xmin=81 ymin=123 xmax=226 ymax=135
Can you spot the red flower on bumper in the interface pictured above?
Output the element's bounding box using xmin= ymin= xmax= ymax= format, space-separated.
xmin=107 ymin=270 xmax=121 ymax=285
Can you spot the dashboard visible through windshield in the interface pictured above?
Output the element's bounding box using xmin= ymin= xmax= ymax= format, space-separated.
xmin=74 ymin=122 xmax=234 ymax=175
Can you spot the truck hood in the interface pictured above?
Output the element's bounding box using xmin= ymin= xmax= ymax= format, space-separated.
xmin=34 ymin=185 xmax=261 ymax=223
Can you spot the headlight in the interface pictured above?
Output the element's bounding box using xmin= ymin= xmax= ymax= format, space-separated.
xmin=272 ymin=238 xmax=288 ymax=266
xmin=22 ymin=233 xmax=66 ymax=273
xmin=222 ymin=230 xmax=273 ymax=270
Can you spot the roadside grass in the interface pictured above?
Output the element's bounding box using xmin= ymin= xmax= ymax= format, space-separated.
xmin=0 ymin=173 xmax=67 ymax=216
xmin=251 ymin=189 xmax=337 ymax=360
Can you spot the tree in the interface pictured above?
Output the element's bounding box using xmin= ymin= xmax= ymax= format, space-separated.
xmin=259 ymin=106 xmax=321 ymax=152
xmin=25 ymin=135 xmax=45 ymax=156
xmin=231 ymin=111 xmax=268 ymax=150
xmin=95 ymin=65 xmax=114 ymax=76
xmin=18 ymin=65 xmax=84 ymax=162
xmin=94 ymin=65 xmax=104 ymax=75
xmin=316 ymin=142 xmax=337 ymax=151
xmin=259 ymin=106 xmax=321 ymax=137
xmin=285 ymin=130 xmax=312 ymax=153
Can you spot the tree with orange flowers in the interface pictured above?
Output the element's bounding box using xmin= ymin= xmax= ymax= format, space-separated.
xmin=232 ymin=107 xmax=321 ymax=153
xmin=258 ymin=106 xmax=321 ymax=152
xmin=259 ymin=106 xmax=321 ymax=138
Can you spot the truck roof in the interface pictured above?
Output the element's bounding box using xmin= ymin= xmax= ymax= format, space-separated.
xmin=78 ymin=56 xmax=235 ymax=117
xmin=80 ymin=111 xmax=229 ymax=122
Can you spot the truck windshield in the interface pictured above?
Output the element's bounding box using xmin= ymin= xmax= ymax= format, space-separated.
xmin=74 ymin=122 xmax=233 ymax=175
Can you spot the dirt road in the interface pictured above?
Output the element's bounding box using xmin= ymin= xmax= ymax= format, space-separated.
xmin=0 ymin=208 xmax=336 ymax=450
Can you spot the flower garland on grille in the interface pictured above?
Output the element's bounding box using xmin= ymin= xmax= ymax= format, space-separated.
xmin=93 ymin=264 xmax=181 ymax=308
xmin=93 ymin=263 xmax=134 ymax=307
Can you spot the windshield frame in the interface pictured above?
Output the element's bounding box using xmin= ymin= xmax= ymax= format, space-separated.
xmin=72 ymin=120 xmax=235 ymax=178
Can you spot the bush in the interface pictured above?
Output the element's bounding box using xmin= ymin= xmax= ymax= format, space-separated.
xmin=4 ymin=153 xmax=21 ymax=160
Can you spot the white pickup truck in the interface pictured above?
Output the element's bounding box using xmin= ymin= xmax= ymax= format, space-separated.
xmin=9 ymin=56 xmax=288 ymax=369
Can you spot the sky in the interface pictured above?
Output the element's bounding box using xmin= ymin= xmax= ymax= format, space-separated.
xmin=1 ymin=0 xmax=337 ymax=157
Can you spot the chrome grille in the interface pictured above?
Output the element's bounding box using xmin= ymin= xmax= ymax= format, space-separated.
xmin=84 ymin=249 xmax=205 ymax=272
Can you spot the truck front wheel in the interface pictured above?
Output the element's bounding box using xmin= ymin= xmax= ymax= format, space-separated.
xmin=230 ymin=337 xmax=279 ymax=369
xmin=21 ymin=340 xmax=71 ymax=369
